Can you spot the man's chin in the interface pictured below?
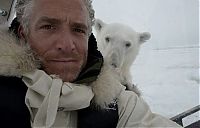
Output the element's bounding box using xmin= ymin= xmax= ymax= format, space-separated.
xmin=43 ymin=61 xmax=86 ymax=82
xmin=44 ymin=67 xmax=81 ymax=82
xmin=59 ymin=73 xmax=78 ymax=82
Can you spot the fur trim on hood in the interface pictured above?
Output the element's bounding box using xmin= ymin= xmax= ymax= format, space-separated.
xmin=0 ymin=28 xmax=40 ymax=77
xmin=0 ymin=28 xmax=124 ymax=109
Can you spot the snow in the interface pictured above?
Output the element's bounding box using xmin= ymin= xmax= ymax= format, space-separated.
xmin=131 ymin=44 xmax=199 ymax=118
xmin=92 ymin=0 xmax=199 ymax=126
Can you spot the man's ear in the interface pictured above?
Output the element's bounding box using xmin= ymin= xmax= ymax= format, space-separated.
xmin=18 ymin=25 xmax=26 ymax=39
xmin=139 ymin=32 xmax=151 ymax=44
xmin=94 ymin=19 xmax=106 ymax=33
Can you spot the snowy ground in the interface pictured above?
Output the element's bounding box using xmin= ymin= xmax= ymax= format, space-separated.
xmin=131 ymin=44 xmax=199 ymax=126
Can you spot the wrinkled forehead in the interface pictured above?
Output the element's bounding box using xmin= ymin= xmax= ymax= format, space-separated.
xmin=33 ymin=0 xmax=87 ymax=14
xmin=17 ymin=0 xmax=88 ymax=17
xmin=31 ymin=0 xmax=88 ymax=24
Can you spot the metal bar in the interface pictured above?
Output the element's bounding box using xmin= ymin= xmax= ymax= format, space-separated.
xmin=170 ymin=105 xmax=200 ymax=126
xmin=185 ymin=120 xmax=200 ymax=128
xmin=7 ymin=0 xmax=16 ymax=21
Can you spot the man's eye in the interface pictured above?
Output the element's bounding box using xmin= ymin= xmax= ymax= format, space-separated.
xmin=73 ymin=28 xmax=86 ymax=34
xmin=40 ymin=25 xmax=54 ymax=30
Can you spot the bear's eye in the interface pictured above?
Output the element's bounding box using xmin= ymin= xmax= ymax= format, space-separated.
xmin=105 ymin=37 xmax=110 ymax=43
xmin=125 ymin=41 xmax=131 ymax=48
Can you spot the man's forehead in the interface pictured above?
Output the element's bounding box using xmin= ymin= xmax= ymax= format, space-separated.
xmin=32 ymin=0 xmax=88 ymax=24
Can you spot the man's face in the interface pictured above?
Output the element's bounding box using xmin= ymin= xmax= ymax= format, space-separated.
xmin=25 ymin=0 xmax=89 ymax=82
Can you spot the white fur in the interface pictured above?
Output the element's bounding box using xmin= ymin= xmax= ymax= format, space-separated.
xmin=94 ymin=19 xmax=151 ymax=95
xmin=0 ymin=28 xmax=40 ymax=77
xmin=90 ymin=63 xmax=123 ymax=108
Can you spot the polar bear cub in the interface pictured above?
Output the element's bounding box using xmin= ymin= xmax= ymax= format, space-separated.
xmin=94 ymin=19 xmax=151 ymax=94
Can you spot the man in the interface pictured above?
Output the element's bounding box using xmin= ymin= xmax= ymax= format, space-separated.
xmin=0 ymin=0 xmax=181 ymax=127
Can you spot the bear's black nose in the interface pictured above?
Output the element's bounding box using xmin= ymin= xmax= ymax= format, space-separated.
xmin=111 ymin=63 xmax=117 ymax=68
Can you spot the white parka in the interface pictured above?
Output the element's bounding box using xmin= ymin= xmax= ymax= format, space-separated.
xmin=0 ymin=28 xmax=182 ymax=128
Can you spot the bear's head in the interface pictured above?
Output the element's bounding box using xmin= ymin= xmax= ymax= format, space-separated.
xmin=94 ymin=19 xmax=151 ymax=72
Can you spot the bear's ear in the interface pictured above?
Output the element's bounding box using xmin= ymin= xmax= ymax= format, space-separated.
xmin=94 ymin=19 xmax=106 ymax=33
xmin=139 ymin=32 xmax=151 ymax=44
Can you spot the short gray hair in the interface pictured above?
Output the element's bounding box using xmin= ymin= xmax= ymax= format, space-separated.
xmin=15 ymin=0 xmax=95 ymax=36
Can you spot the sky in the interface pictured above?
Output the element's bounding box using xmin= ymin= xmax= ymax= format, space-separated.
xmin=93 ymin=0 xmax=199 ymax=48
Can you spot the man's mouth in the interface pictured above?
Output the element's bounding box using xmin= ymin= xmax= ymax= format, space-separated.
xmin=48 ymin=58 xmax=78 ymax=63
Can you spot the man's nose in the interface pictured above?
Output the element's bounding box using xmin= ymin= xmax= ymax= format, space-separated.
xmin=55 ymin=29 xmax=76 ymax=52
